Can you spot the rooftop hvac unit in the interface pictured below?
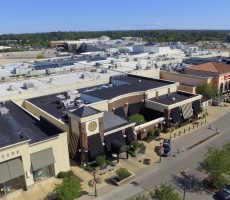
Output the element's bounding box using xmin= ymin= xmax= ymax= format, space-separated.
xmin=56 ymin=94 xmax=66 ymax=104
xmin=90 ymin=68 xmax=97 ymax=72
xmin=75 ymin=99 xmax=84 ymax=107
xmin=61 ymin=99 xmax=75 ymax=108
xmin=0 ymin=106 xmax=9 ymax=115
xmin=101 ymin=69 xmax=107 ymax=74
xmin=8 ymin=85 xmax=17 ymax=91
xmin=23 ymin=82 xmax=34 ymax=89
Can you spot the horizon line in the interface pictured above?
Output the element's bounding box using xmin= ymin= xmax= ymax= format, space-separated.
xmin=1 ymin=29 xmax=230 ymax=35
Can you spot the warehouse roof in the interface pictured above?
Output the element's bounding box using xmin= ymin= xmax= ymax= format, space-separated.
xmin=0 ymin=101 xmax=62 ymax=148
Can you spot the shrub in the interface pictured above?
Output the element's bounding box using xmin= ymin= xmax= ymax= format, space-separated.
xmin=132 ymin=141 xmax=140 ymax=151
xmin=131 ymin=195 xmax=150 ymax=200
xmin=150 ymin=183 xmax=180 ymax=200
xmin=105 ymin=159 xmax=112 ymax=165
xmin=116 ymin=168 xmax=131 ymax=180
xmin=154 ymin=128 xmax=161 ymax=137
xmin=55 ymin=177 xmax=81 ymax=200
xmin=129 ymin=114 xmax=146 ymax=125
xmin=36 ymin=54 xmax=46 ymax=59
xmin=147 ymin=129 xmax=155 ymax=140
xmin=139 ymin=142 xmax=145 ymax=150
xmin=57 ymin=170 xmax=74 ymax=179
xmin=95 ymin=155 xmax=106 ymax=168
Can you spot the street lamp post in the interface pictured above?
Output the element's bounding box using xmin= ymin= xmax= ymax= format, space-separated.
xmin=159 ymin=143 xmax=163 ymax=163
xmin=93 ymin=172 xmax=97 ymax=197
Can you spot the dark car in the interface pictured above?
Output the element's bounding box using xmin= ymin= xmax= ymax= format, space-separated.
xmin=162 ymin=139 xmax=171 ymax=156
xmin=214 ymin=185 xmax=230 ymax=200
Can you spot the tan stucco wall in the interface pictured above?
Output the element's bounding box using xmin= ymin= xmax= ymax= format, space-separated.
xmin=23 ymin=100 xmax=68 ymax=132
xmin=0 ymin=132 xmax=70 ymax=189
xmin=178 ymin=84 xmax=196 ymax=94
xmin=89 ymin=100 xmax=108 ymax=111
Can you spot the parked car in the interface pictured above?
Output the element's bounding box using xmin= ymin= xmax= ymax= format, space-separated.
xmin=214 ymin=185 xmax=230 ymax=200
xmin=162 ymin=139 xmax=171 ymax=156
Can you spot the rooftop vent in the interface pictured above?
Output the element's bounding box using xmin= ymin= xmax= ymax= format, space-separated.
xmin=0 ymin=106 xmax=9 ymax=115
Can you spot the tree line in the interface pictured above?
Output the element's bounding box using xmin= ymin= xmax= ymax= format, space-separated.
xmin=0 ymin=30 xmax=229 ymax=48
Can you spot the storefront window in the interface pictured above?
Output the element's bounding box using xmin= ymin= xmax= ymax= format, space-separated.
xmin=0 ymin=176 xmax=25 ymax=197
xmin=33 ymin=165 xmax=54 ymax=182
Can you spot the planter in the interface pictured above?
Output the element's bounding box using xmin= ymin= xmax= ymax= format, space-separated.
xmin=110 ymin=173 xmax=135 ymax=186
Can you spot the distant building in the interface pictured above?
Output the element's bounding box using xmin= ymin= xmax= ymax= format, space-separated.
xmin=160 ymin=62 xmax=230 ymax=94
xmin=133 ymin=44 xmax=171 ymax=54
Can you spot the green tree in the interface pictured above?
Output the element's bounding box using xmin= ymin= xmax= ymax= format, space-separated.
xmin=129 ymin=114 xmax=146 ymax=125
xmin=203 ymin=142 xmax=230 ymax=189
xmin=150 ymin=183 xmax=181 ymax=200
xmin=196 ymin=83 xmax=218 ymax=99
xmin=55 ymin=177 xmax=81 ymax=200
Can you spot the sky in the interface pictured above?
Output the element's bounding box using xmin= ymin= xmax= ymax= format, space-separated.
xmin=0 ymin=0 xmax=230 ymax=34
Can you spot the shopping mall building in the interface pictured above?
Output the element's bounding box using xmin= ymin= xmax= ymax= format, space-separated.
xmin=22 ymin=74 xmax=202 ymax=163
xmin=0 ymin=101 xmax=70 ymax=197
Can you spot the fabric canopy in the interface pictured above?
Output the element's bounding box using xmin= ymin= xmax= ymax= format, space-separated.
xmin=125 ymin=127 xmax=135 ymax=144
xmin=88 ymin=133 xmax=104 ymax=161
xmin=0 ymin=158 xmax=24 ymax=183
xmin=31 ymin=148 xmax=55 ymax=171
xmin=192 ymin=100 xmax=202 ymax=115
xmin=114 ymin=107 xmax=126 ymax=118
xmin=104 ymin=131 xmax=126 ymax=152
xmin=171 ymin=107 xmax=182 ymax=124
xmin=0 ymin=162 xmax=11 ymax=183
xmin=127 ymin=103 xmax=142 ymax=116
xmin=8 ymin=158 xmax=24 ymax=179
xmin=181 ymin=103 xmax=193 ymax=120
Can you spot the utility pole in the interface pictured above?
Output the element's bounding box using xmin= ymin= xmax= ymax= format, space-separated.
xmin=180 ymin=169 xmax=192 ymax=200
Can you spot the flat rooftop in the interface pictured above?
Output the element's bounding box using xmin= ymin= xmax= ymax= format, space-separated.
xmin=83 ymin=74 xmax=174 ymax=100
xmin=28 ymin=75 xmax=175 ymax=120
xmin=27 ymin=84 xmax=105 ymax=119
xmin=0 ymin=101 xmax=62 ymax=148
xmin=150 ymin=91 xmax=196 ymax=105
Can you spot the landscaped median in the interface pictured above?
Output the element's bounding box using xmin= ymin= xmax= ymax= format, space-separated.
xmin=110 ymin=168 xmax=135 ymax=186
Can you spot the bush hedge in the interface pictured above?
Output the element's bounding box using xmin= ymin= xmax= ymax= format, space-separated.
xmin=57 ymin=170 xmax=74 ymax=179
xmin=116 ymin=168 xmax=131 ymax=180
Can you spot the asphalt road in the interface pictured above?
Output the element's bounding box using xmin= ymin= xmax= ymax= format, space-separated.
xmin=98 ymin=111 xmax=230 ymax=200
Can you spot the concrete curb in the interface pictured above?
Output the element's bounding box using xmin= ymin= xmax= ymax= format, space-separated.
xmin=187 ymin=131 xmax=220 ymax=150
